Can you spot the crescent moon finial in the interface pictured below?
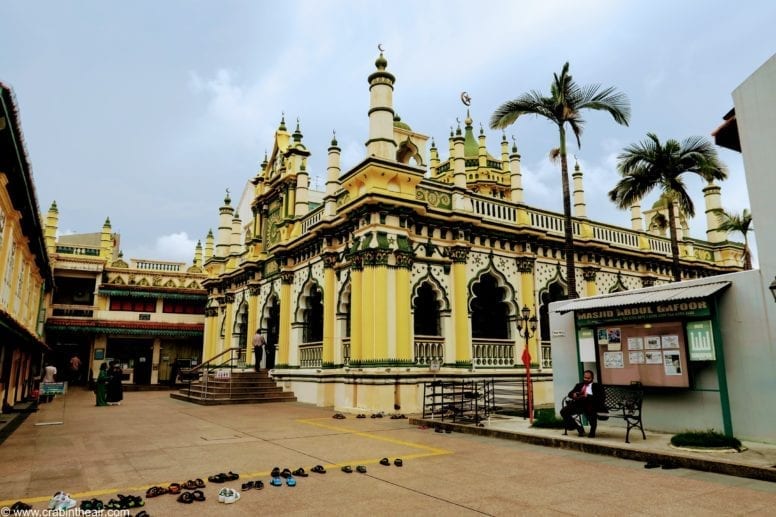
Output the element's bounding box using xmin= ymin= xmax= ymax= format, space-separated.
xmin=460 ymin=91 xmax=471 ymax=106
xmin=378 ymin=43 xmax=385 ymax=52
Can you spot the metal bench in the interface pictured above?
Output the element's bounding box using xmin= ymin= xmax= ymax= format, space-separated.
xmin=564 ymin=383 xmax=646 ymax=443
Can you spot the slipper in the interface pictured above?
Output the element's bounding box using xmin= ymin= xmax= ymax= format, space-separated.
xmin=176 ymin=492 xmax=193 ymax=504
xmin=644 ymin=461 xmax=661 ymax=469
xmin=280 ymin=468 xmax=292 ymax=478
xmin=11 ymin=502 xmax=32 ymax=512
xmin=91 ymin=499 xmax=104 ymax=511
xmin=370 ymin=414 xmax=378 ymax=418
xmin=341 ymin=465 xmax=353 ymax=473
xmin=217 ymin=488 xmax=233 ymax=503
xmin=357 ymin=414 xmax=366 ymax=418
xmin=224 ymin=491 xmax=240 ymax=504
xmin=241 ymin=481 xmax=255 ymax=491
xmin=167 ymin=483 xmax=182 ymax=494
xmin=270 ymin=476 xmax=283 ymax=487
xmin=195 ymin=478 xmax=206 ymax=488
xmin=182 ymin=480 xmax=198 ymax=490
xmin=255 ymin=480 xmax=265 ymax=490
xmin=271 ymin=467 xmax=281 ymax=477
xmin=292 ymin=468 xmax=309 ymax=477
xmin=356 ymin=465 xmax=367 ymax=473
xmin=394 ymin=458 xmax=403 ymax=467
xmin=311 ymin=465 xmax=326 ymax=474
xmin=286 ymin=475 xmax=297 ymax=487
xmin=226 ymin=471 xmax=240 ymax=481
xmin=379 ymin=457 xmax=390 ymax=466
xmin=191 ymin=490 xmax=206 ymax=502
xmin=145 ymin=486 xmax=166 ymax=498
xmin=207 ymin=474 xmax=227 ymax=484
xmin=333 ymin=413 xmax=346 ymax=419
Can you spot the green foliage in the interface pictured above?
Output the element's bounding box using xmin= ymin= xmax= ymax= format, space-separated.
xmin=670 ymin=429 xmax=742 ymax=450
xmin=531 ymin=409 xmax=566 ymax=429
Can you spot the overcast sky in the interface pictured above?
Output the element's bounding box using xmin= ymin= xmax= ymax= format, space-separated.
xmin=2 ymin=1 xmax=772 ymax=264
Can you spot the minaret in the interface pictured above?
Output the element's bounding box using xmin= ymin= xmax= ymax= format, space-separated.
xmin=230 ymin=214 xmax=242 ymax=256
xmin=194 ymin=240 xmax=203 ymax=268
xmin=704 ymin=180 xmax=725 ymax=243
xmin=365 ymin=51 xmax=396 ymax=160
xmin=478 ymin=123 xmax=487 ymax=169
xmin=429 ymin=138 xmax=439 ymax=177
xmin=100 ymin=217 xmax=113 ymax=260
xmin=216 ymin=191 xmax=234 ymax=258
xmin=572 ymin=161 xmax=587 ymax=219
xmin=452 ymin=121 xmax=465 ymax=188
xmin=204 ymin=229 xmax=214 ymax=261
xmin=630 ymin=201 xmax=643 ymax=231
xmin=325 ymin=131 xmax=341 ymax=218
xmin=509 ymin=137 xmax=523 ymax=203
xmin=44 ymin=201 xmax=59 ymax=258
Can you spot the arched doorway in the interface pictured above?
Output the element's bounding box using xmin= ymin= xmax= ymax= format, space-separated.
xmin=471 ymin=273 xmax=509 ymax=339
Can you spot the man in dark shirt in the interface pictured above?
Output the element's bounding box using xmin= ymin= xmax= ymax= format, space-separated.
xmin=560 ymin=369 xmax=605 ymax=438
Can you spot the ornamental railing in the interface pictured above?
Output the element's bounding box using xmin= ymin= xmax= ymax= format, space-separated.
xmin=301 ymin=206 xmax=324 ymax=233
xmin=300 ymin=341 xmax=323 ymax=368
xmin=472 ymin=338 xmax=515 ymax=367
xmin=414 ymin=336 xmax=444 ymax=365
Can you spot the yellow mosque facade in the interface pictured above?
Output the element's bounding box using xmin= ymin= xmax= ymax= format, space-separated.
xmin=200 ymin=53 xmax=744 ymax=413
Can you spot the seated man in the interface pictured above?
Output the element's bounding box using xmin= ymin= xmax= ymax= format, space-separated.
xmin=560 ymin=369 xmax=606 ymax=438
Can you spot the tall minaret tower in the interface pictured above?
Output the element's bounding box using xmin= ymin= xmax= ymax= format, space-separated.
xmin=704 ymin=180 xmax=725 ymax=243
xmin=44 ymin=201 xmax=59 ymax=258
xmin=508 ymin=137 xmax=523 ymax=203
xmin=204 ymin=229 xmax=214 ymax=262
xmin=324 ymin=131 xmax=341 ymax=218
xmin=572 ymin=161 xmax=587 ymax=219
xmin=100 ymin=217 xmax=113 ymax=260
xmin=365 ymin=49 xmax=396 ymax=160
xmin=216 ymin=191 xmax=234 ymax=258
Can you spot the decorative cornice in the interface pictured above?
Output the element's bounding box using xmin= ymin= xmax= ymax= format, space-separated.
xmin=448 ymin=246 xmax=469 ymax=264
xmin=322 ymin=252 xmax=338 ymax=269
xmin=516 ymin=257 xmax=535 ymax=273
xmin=248 ymin=284 xmax=262 ymax=296
xmin=582 ymin=266 xmax=600 ymax=282
xmin=281 ymin=271 xmax=295 ymax=284
xmin=394 ymin=250 xmax=414 ymax=269
xmin=45 ymin=318 xmax=204 ymax=337
xmin=224 ymin=293 xmax=235 ymax=304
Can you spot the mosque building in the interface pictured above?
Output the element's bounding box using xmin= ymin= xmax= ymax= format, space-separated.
xmin=200 ymin=52 xmax=743 ymax=413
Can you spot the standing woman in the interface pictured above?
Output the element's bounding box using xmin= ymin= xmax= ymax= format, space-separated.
xmin=107 ymin=361 xmax=124 ymax=406
xmin=95 ymin=363 xmax=108 ymax=406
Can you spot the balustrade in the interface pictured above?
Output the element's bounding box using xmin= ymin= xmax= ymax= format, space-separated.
xmin=472 ymin=338 xmax=515 ymax=367
xmin=300 ymin=341 xmax=323 ymax=368
xmin=413 ymin=336 xmax=444 ymax=365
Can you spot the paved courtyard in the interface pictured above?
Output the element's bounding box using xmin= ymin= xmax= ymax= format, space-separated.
xmin=1 ymin=388 xmax=775 ymax=516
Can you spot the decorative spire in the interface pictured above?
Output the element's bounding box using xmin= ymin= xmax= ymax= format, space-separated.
xmin=479 ymin=123 xmax=484 ymax=136
xmin=375 ymin=43 xmax=387 ymax=70
xmin=103 ymin=217 xmax=111 ymax=227
xmin=330 ymin=130 xmax=338 ymax=147
xmin=430 ymin=137 xmax=436 ymax=149
xmin=224 ymin=188 xmax=231 ymax=205
xmin=293 ymin=118 xmax=303 ymax=142
xmin=207 ymin=229 xmax=214 ymax=238
xmin=50 ymin=200 xmax=58 ymax=212
xmin=512 ymin=135 xmax=518 ymax=153
xmin=261 ymin=150 xmax=268 ymax=169
xmin=278 ymin=112 xmax=286 ymax=131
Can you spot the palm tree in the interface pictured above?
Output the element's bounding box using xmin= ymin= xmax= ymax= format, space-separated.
xmin=490 ymin=63 xmax=630 ymax=299
xmin=609 ymin=133 xmax=727 ymax=281
xmin=713 ymin=208 xmax=753 ymax=269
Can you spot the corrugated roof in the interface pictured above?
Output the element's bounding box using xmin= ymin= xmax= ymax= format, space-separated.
xmin=554 ymin=281 xmax=731 ymax=314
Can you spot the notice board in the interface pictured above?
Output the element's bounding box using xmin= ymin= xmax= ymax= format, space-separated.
xmin=596 ymin=321 xmax=689 ymax=388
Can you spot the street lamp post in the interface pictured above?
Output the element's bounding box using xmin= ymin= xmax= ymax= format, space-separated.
xmin=516 ymin=305 xmax=538 ymax=423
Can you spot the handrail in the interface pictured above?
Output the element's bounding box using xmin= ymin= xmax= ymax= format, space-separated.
xmin=181 ymin=346 xmax=244 ymax=400
xmin=186 ymin=347 xmax=241 ymax=374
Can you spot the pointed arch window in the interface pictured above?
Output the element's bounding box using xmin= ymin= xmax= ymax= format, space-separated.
xmin=471 ymin=273 xmax=509 ymax=339
xmin=303 ymin=284 xmax=324 ymax=343
xmin=413 ymin=281 xmax=441 ymax=336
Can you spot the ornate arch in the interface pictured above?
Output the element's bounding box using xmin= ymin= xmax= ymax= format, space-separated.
xmin=411 ymin=271 xmax=450 ymax=312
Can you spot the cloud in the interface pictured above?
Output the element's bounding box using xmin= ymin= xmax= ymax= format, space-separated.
xmin=125 ymin=232 xmax=198 ymax=264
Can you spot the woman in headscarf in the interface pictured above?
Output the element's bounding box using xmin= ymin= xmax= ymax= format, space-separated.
xmin=95 ymin=363 xmax=108 ymax=406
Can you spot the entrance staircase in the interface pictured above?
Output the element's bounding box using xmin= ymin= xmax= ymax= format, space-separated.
xmin=169 ymin=347 xmax=296 ymax=406
xmin=170 ymin=370 xmax=296 ymax=406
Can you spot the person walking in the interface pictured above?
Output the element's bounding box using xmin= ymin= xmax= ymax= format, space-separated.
xmin=252 ymin=329 xmax=266 ymax=371
xmin=68 ymin=354 xmax=82 ymax=385
xmin=41 ymin=361 xmax=57 ymax=403
xmin=95 ymin=363 xmax=108 ymax=406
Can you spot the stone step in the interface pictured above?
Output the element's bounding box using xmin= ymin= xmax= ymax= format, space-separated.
xmin=170 ymin=392 xmax=297 ymax=406
xmin=178 ymin=387 xmax=286 ymax=397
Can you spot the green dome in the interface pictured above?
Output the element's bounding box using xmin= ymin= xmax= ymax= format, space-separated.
xmin=393 ymin=113 xmax=411 ymax=131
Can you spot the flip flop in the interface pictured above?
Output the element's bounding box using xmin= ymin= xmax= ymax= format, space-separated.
xmin=394 ymin=458 xmax=403 ymax=467
xmin=271 ymin=467 xmax=281 ymax=477
xmin=226 ymin=471 xmax=240 ymax=481
xmin=280 ymin=468 xmax=292 ymax=478
xmin=270 ymin=476 xmax=283 ymax=487
xmin=255 ymin=480 xmax=265 ymax=490
xmin=168 ymin=483 xmax=182 ymax=494
xmin=286 ymin=475 xmax=297 ymax=487
xmin=191 ymin=490 xmax=206 ymax=502
xmin=341 ymin=465 xmax=353 ymax=473
xmin=292 ymin=468 xmax=309 ymax=477
xmin=379 ymin=457 xmax=390 ymax=466
xmin=241 ymin=481 xmax=255 ymax=491
xmin=333 ymin=413 xmax=346 ymax=419
xmin=195 ymin=478 xmax=206 ymax=488
xmin=311 ymin=465 xmax=326 ymax=474
xmin=356 ymin=465 xmax=367 ymax=473
xmin=176 ymin=492 xmax=193 ymax=504
xmin=357 ymin=414 xmax=366 ymax=418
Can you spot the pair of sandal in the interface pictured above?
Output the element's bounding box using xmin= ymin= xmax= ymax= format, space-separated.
xmin=311 ymin=465 xmax=326 ymax=474
xmin=370 ymin=413 xmax=384 ymax=419
xmin=341 ymin=465 xmax=367 ymax=473
xmin=208 ymin=471 xmax=239 ymax=483
xmin=107 ymin=495 xmax=144 ymax=510
xmin=380 ymin=457 xmax=403 ymax=467
xmin=145 ymin=486 xmax=167 ymax=498
xmin=181 ymin=479 xmax=206 ymax=490
xmin=332 ymin=413 xmax=346 ymax=419
xmin=177 ymin=490 xmax=206 ymax=504
xmin=270 ymin=473 xmax=296 ymax=487
xmin=80 ymin=499 xmax=104 ymax=511
xmin=217 ymin=488 xmax=240 ymax=504
xmin=241 ymin=480 xmax=265 ymax=491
